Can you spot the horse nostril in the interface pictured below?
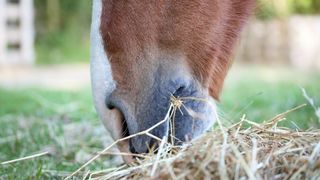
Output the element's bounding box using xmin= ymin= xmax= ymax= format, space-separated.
xmin=105 ymin=94 xmax=117 ymax=110
xmin=106 ymin=99 xmax=116 ymax=110
xmin=173 ymin=86 xmax=186 ymax=97
xmin=107 ymin=104 xmax=115 ymax=110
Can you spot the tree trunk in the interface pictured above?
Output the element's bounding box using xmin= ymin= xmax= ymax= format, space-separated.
xmin=46 ymin=0 xmax=60 ymax=32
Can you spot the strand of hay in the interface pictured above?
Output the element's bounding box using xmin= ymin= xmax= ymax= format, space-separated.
xmin=1 ymin=151 xmax=50 ymax=165
xmin=88 ymin=103 xmax=320 ymax=179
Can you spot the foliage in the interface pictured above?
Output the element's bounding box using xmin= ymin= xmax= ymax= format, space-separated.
xmin=290 ymin=0 xmax=320 ymax=14
xmin=33 ymin=0 xmax=91 ymax=64
xmin=257 ymin=0 xmax=320 ymax=19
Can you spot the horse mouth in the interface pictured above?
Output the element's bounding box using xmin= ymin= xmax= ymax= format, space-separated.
xmin=115 ymin=117 xmax=134 ymax=163
xmin=121 ymin=117 xmax=130 ymax=139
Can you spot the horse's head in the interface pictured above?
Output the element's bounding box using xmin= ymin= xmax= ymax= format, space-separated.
xmin=91 ymin=0 xmax=255 ymax=160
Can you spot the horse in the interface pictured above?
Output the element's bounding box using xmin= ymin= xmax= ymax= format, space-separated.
xmin=90 ymin=0 xmax=255 ymax=162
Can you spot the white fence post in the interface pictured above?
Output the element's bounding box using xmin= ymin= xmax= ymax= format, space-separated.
xmin=0 ymin=0 xmax=35 ymax=67
xmin=0 ymin=0 xmax=6 ymax=65
xmin=20 ymin=0 xmax=35 ymax=65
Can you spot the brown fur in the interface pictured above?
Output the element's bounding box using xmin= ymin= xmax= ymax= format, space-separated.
xmin=100 ymin=0 xmax=255 ymax=100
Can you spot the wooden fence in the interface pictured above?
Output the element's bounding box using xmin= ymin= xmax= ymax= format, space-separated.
xmin=236 ymin=16 xmax=320 ymax=70
xmin=0 ymin=0 xmax=34 ymax=66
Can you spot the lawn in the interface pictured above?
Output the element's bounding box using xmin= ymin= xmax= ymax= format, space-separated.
xmin=0 ymin=88 xmax=116 ymax=179
xmin=220 ymin=65 xmax=320 ymax=129
xmin=0 ymin=66 xmax=319 ymax=178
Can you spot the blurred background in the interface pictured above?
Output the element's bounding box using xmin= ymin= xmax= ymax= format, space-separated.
xmin=0 ymin=0 xmax=320 ymax=178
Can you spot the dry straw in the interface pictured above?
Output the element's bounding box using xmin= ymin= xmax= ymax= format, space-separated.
xmin=67 ymin=97 xmax=320 ymax=179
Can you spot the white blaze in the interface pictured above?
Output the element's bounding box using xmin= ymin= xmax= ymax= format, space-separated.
xmin=90 ymin=0 xmax=116 ymax=128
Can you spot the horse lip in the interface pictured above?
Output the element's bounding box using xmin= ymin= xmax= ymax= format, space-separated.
xmin=100 ymin=107 xmax=135 ymax=163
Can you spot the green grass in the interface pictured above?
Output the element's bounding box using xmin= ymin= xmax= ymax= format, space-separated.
xmin=0 ymin=67 xmax=319 ymax=178
xmin=0 ymin=88 xmax=117 ymax=179
xmin=0 ymin=88 xmax=95 ymax=121
xmin=221 ymin=82 xmax=320 ymax=129
xmin=220 ymin=66 xmax=320 ymax=129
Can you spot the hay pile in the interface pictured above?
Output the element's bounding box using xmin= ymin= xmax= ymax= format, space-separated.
xmin=69 ymin=102 xmax=320 ymax=180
